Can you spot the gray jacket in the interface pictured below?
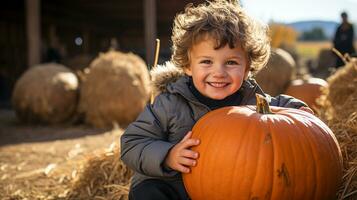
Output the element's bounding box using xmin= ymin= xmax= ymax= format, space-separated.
xmin=120 ymin=63 xmax=307 ymax=188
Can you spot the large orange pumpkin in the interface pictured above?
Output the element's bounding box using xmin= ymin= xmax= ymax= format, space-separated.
xmin=285 ymin=77 xmax=328 ymax=111
xmin=183 ymin=94 xmax=342 ymax=200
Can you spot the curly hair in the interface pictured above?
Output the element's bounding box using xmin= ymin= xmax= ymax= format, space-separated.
xmin=170 ymin=0 xmax=271 ymax=75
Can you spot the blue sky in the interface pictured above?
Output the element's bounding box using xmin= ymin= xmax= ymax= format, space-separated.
xmin=242 ymin=0 xmax=357 ymax=24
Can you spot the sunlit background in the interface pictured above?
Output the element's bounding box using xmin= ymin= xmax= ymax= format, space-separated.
xmin=243 ymin=0 xmax=357 ymax=23
xmin=244 ymin=0 xmax=357 ymax=41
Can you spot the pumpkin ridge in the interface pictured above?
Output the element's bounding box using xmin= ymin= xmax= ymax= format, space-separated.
xmin=250 ymin=114 xmax=272 ymax=199
xmin=190 ymin=108 xmax=218 ymax=198
xmin=233 ymin=112 xmax=255 ymax=199
xmin=247 ymin=117 xmax=260 ymax=199
xmin=281 ymin=112 xmax=315 ymax=199
xmin=191 ymin=107 xmax=229 ymax=198
xmin=268 ymin=113 xmax=298 ymax=198
xmin=266 ymin=115 xmax=280 ymax=199
xmin=234 ymin=112 xmax=256 ymax=197
xmin=210 ymin=115 xmax=229 ymax=197
xmin=291 ymin=117 xmax=309 ymax=198
xmin=211 ymin=108 xmax=236 ymax=197
xmin=248 ymin=113 xmax=274 ymax=199
xmin=294 ymin=115 xmax=318 ymax=199
xmin=310 ymin=116 xmax=343 ymax=199
xmin=289 ymin=111 xmax=340 ymax=199
xmin=229 ymin=119 xmax=241 ymax=199
xmin=306 ymin=120 xmax=328 ymax=199
xmin=282 ymin=113 xmax=311 ymax=199
xmin=278 ymin=115 xmax=299 ymax=197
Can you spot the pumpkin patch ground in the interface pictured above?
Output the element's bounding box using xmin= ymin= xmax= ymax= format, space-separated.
xmin=0 ymin=110 xmax=130 ymax=199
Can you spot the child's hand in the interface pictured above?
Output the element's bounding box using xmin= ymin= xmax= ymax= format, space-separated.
xmin=299 ymin=106 xmax=314 ymax=114
xmin=165 ymin=131 xmax=200 ymax=174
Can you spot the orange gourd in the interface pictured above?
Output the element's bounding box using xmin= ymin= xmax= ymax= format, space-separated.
xmin=285 ymin=77 xmax=328 ymax=111
xmin=183 ymin=94 xmax=342 ymax=200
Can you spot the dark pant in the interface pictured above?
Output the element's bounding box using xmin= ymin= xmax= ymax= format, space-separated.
xmin=129 ymin=179 xmax=190 ymax=200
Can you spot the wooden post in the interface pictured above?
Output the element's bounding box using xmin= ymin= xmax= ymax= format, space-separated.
xmin=144 ymin=0 xmax=157 ymax=67
xmin=26 ymin=0 xmax=41 ymax=67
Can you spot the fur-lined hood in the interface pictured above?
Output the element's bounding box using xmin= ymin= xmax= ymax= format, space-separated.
xmin=150 ymin=61 xmax=185 ymax=95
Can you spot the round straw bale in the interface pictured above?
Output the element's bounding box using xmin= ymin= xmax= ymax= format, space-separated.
xmin=279 ymin=43 xmax=300 ymax=65
xmin=68 ymin=142 xmax=133 ymax=200
xmin=254 ymin=48 xmax=296 ymax=96
xmin=317 ymin=59 xmax=357 ymax=199
xmin=279 ymin=45 xmax=309 ymax=78
xmin=12 ymin=63 xmax=79 ymax=124
xmin=79 ymin=50 xmax=150 ymax=128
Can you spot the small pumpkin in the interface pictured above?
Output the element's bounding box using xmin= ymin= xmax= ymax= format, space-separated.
xmin=285 ymin=77 xmax=328 ymax=111
xmin=183 ymin=94 xmax=342 ymax=200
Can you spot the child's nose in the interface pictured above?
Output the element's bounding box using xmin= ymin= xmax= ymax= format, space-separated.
xmin=212 ymin=65 xmax=227 ymax=77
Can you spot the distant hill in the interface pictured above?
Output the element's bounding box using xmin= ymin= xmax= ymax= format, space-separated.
xmin=287 ymin=20 xmax=339 ymax=40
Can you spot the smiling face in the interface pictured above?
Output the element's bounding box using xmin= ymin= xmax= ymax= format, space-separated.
xmin=184 ymin=37 xmax=249 ymax=100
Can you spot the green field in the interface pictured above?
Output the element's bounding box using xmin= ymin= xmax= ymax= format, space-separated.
xmin=296 ymin=41 xmax=357 ymax=60
xmin=296 ymin=41 xmax=332 ymax=59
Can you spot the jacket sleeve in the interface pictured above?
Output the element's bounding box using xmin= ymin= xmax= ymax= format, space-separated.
xmin=269 ymin=94 xmax=308 ymax=109
xmin=120 ymin=94 xmax=178 ymax=177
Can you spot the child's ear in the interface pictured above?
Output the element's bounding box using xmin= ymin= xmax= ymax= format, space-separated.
xmin=184 ymin=66 xmax=192 ymax=76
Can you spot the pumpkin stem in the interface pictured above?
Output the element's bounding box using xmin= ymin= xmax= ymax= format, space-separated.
xmin=255 ymin=93 xmax=273 ymax=114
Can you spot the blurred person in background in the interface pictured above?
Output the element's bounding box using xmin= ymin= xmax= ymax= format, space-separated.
xmin=333 ymin=11 xmax=355 ymax=67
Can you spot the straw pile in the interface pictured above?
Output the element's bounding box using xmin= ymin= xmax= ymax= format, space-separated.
xmin=317 ymin=58 xmax=357 ymax=199
xmin=67 ymin=142 xmax=133 ymax=200
xmin=78 ymin=50 xmax=151 ymax=128
xmin=12 ymin=63 xmax=79 ymax=124
xmin=255 ymin=48 xmax=296 ymax=96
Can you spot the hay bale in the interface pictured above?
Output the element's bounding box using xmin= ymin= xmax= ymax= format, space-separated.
xmin=254 ymin=48 xmax=296 ymax=96
xmin=318 ymin=59 xmax=357 ymax=121
xmin=79 ymin=50 xmax=150 ymax=128
xmin=314 ymin=48 xmax=337 ymax=79
xmin=317 ymin=59 xmax=357 ymax=199
xmin=12 ymin=63 xmax=79 ymax=124
xmin=279 ymin=43 xmax=300 ymax=65
xmin=67 ymin=142 xmax=133 ymax=200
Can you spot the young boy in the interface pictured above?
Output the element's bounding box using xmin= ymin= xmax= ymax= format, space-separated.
xmin=121 ymin=1 xmax=310 ymax=199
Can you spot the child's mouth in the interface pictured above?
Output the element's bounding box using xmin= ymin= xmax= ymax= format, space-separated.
xmin=207 ymin=82 xmax=229 ymax=88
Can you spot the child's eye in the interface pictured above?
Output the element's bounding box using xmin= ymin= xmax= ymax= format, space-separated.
xmin=199 ymin=60 xmax=212 ymax=65
xmin=226 ymin=60 xmax=238 ymax=65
